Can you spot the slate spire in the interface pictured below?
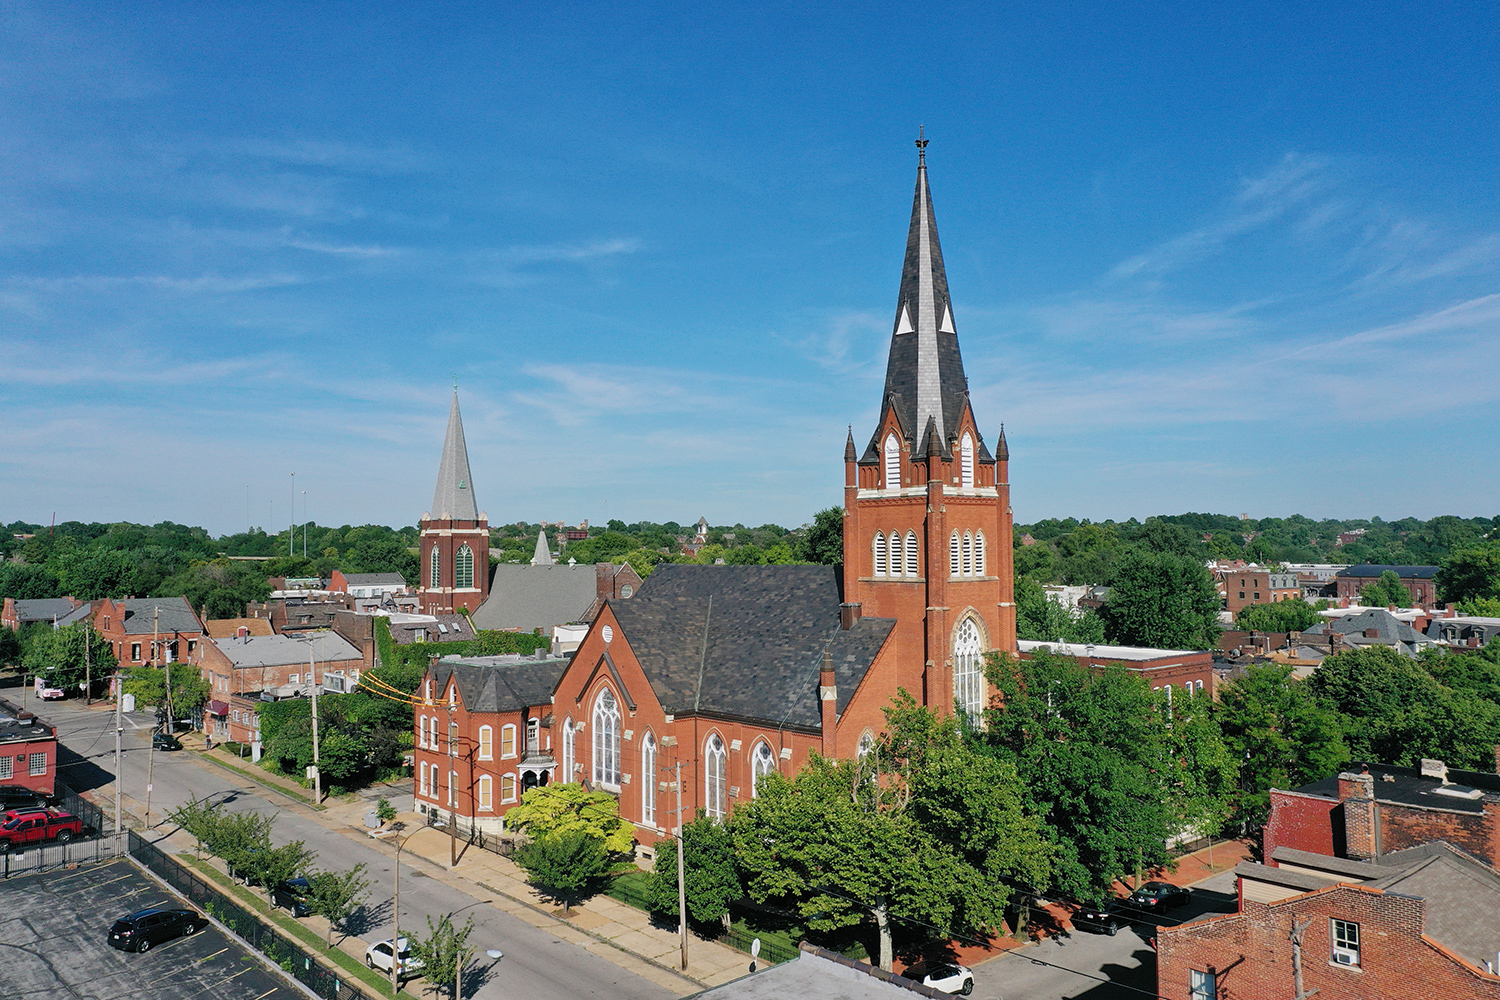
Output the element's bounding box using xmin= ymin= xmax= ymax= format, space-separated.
xmin=430 ymin=391 xmax=479 ymax=521
xmin=874 ymin=136 xmax=970 ymax=461
xmin=530 ymin=529 xmax=554 ymax=567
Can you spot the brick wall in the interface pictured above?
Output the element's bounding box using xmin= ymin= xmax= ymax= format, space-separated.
xmin=1265 ymin=789 xmax=1342 ymax=858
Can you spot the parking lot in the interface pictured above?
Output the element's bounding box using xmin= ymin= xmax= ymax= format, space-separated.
xmin=0 ymin=857 xmax=302 ymax=1000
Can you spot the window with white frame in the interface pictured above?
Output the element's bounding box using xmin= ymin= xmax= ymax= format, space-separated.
xmin=974 ymin=531 xmax=985 ymax=576
xmin=1189 ymin=969 xmax=1216 ymax=1000
xmin=905 ymin=531 xmax=919 ymax=577
xmin=953 ymin=618 xmax=984 ymax=722
xmin=562 ymin=719 xmax=575 ymax=780
xmin=857 ymin=730 xmax=875 ymax=757
xmin=430 ymin=546 xmax=440 ymax=588
xmin=455 ymin=544 xmax=474 ymax=589
xmin=29 ymin=753 xmax=46 ymax=776
xmin=750 ymin=741 xmax=776 ymax=798
xmin=501 ymin=724 xmax=517 ymax=759
xmin=1331 ymin=919 xmax=1360 ymax=967
xmin=477 ymin=775 xmax=493 ymax=811
xmin=642 ymin=733 xmax=657 ymax=825
xmin=593 ymin=689 xmax=621 ymax=787
xmin=873 ymin=532 xmax=887 ymax=577
xmin=502 ymin=774 xmax=517 ymax=803
xmin=705 ymin=734 xmax=727 ymax=819
xmin=883 ymin=433 xmax=900 ymax=489
xmin=0 ymin=757 xmax=11 ymax=780
xmin=962 ymin=531 xmax=973 ymax=576
xmin=526 ymin=717 xmax=539 ymax=755
xmin=418 ymin=717 xmax=428 ymax=748
xmin=950 ymin=531 xmax=960 ymax=577
xmin=478 ymin=725 xmax=493 ymax=760
xmin=418 ymin=762 xmax=428 ymax=795
xmin=960 ymin=433 xmax=974 ymax=488
xmin=889 ymin=531 xmax=903 ymax=577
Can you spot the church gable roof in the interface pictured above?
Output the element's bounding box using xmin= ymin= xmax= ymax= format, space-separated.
xmin=609 ymin=564 xmax=895 ymax=730
xmin=430 ymin=391 xmax=479 ymax=521
xmin=471 ymin=563 xmax=600 ymax=631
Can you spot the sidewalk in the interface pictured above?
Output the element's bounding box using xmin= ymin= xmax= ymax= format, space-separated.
xmin=165 ymin=736 xmax=750 ymax=993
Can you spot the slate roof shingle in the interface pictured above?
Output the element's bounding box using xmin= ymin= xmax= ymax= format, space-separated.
xmin=431 ymin=653 xmax=571 ymax=713
xmin=8 ymin=598 xmax=79 ymax=624
xmin=211 ymin=631 xmax=361 ymax=668
xmin=472 ymin=564 xmax=602 ymax=632
xmin=111 ymin=597 xmax=203 ymax=635
xmin=1336 ymin=564 xmax=1440 ymax=579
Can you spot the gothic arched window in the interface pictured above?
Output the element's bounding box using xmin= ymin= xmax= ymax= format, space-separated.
xmin=961 ymin=531 xmax=973 ymax=576
xmin=905 ymin=531 xmax=919 ymax=577
xmin=592 ymin=689 xmax=620 ymax=788
xmin=950 ymin=531 xmax=960 ymax=577
xmin=873 ymin=532 xmax=887 ymax=577
xmin=953 ymin=618 xmax=984 ymax=722
xmin=429 ymin=545 xmax=440 ymax=588
xmin=705 ymin=734 xmax=727 ymax=820
xmin=889 ymin=531 xmax=902 ymax=578
xmin=883 ymin=434 xmax=900 ymax=490
xmin=641 ymin=733 xmax=657 ymax=826
xmin=562 ymin=719 xmax=575 ymax=782
xmin=455 ymin=544 xmax=474 ymax=589
xmin=961 ymin=433 xmax=975 ymax=488
xmin=974 ymin=531 xmax=986 ymax=577
xmin=750 ymin=740 xmax=776 ymax=798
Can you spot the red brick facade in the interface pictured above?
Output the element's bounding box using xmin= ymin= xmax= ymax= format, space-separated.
xmin=1158 ymin=884 xmax=1500 ymax=1000
xmin=417 ymin=515 xmax=490 ymax=615
xmin=0 ymin=697 xmax=57 ymax=797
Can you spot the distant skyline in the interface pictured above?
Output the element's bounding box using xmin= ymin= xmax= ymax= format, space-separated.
xmin=4 ymin=3 xmax=1498 ymax=537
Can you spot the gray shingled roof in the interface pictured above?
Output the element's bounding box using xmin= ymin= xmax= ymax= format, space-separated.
xmin=472 ymin=564 xmax=601 ymax=631
xmin=114 ymin=597 xmax=203 ymax=635
xmin=1305 ymin=609 xmax=1431 ymax=647
xmin=10 ymin=598 xmax=79 ymax=623
xmin=429 ymin=391 xmax=480 ymax=521
xmin=211 ymin=631 xmax=361 ymax=668
xmin=431 ymin=654 xmax=571 ymax=713
xmin=603 ymin=563 xmax=895 ymax=731
xmin=860 ymin=155 xmax=991 ymax=466
xmin=1336 ymin=564 xmax=1439 ymax=579
xmin=1372 ymin=841 xmax=1500 ymax=970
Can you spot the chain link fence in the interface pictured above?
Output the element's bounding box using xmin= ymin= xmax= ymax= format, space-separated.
xmin=127 ymin=832 xmax=384 ymax=1000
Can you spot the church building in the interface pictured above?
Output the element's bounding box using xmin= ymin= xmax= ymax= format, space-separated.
xmin=417 ymin=391 xmax=490 ymax=614
xmin=411 ymin=145 xmax=1015 ymax=841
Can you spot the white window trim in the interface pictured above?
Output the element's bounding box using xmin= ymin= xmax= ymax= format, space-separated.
xmin=954 ymin=618 xmax=984 ymax=722
xmin=949 ymin=531 xmax=960 ymax=577
xmin=974 ymin=531 xmax=985 ymax=576
xmin=592 ymin=689 xmax=621 ymax=789
xmin=479 ymin=725 xmax=495 ymax=760
xmin=905 ymin=530 xmax=919 ymax=577
xmin=641 ymin=732 xmax=657 ymax=826
xmin=873 ymin=532 xmax=887 ymax=577
xmin=477 ymin=775 xmax=493 ymax=811
xmin=750 ymin=740 xmax=776 ymax=799
xmin=960 ymin=432 xmax=974 ymax=488
xmin=883 ymin=433 xmax=900 ymax=489
xmin=501 ymin=774 xmax=518 ymax=804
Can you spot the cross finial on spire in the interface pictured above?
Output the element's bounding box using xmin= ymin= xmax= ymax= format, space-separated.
xmin=916 ymin=125 xmax=928 ymax=165
xmin=453 ymin=374 xmax=458 ymax=392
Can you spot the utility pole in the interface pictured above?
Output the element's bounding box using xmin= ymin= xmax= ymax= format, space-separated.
xmin=308 ymin=639 xmax=321 ymax=805
xmin=676 ymin=759 xmax=688 ymax=971
xmin=302 ymin=490 xmax=308 ymax=557
xmin=449 ymin=701 xmax=458 ymax=868
xmin=391 ymin=836 xmax=405 ymax=997
xmin=145 ymin=606 xmax=159 ymax=829
xmin=114 ymin=667 xmax=123 ymax=835
xmin=84 ymin=626 xmax=91 ymax=706
xmin=289 ymin=472 xmax=295 ymax=557
xmin=1290 ymin=915 xmax=1318 ymax=1000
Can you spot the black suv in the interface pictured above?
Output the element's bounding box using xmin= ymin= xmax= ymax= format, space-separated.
xmin=271 ymin=877 xmax=314 ymax=916
xmin=1126 ymin=881 xmax=1190 ymax=911
xmin=108 ymin=907 xmax=202 ymax=953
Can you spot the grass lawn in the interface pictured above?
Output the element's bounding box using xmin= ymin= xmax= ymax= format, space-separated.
xmin=182 ymin=854 xmax=421 ymax=998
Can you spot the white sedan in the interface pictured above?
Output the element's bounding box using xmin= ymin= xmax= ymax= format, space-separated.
xmin=910 ymin=962 xmax=975 ymax=995
xmin=365 ymin=937 xmax=425 ymax=982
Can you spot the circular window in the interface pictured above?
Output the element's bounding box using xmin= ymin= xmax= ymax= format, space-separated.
xmin=621 ymin=585 xmax=634 ymax=598
xmin=602 ymin=624 xmax=614 ymax=644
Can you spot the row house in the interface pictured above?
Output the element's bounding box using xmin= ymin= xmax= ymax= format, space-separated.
xmin=1 ymin=597 xmax=81 ymax=631
xmin=0 ymin=697 xmax=57 ymax=797
xmin=58 ymin=596 xmax=205 ymax=668
xmin=194 ymin=630 xmax=363 ymax=740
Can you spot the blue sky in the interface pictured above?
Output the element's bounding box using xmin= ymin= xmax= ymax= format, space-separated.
xmin=3 ymin=2 xmax=1498 ymax=537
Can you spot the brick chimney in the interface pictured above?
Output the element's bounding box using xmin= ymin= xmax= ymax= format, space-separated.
xmin=1364 ymin=628 xmax=1379 ymax=638
xmin=839 ymin=602 xmax=862 ymax=630
xmin=1338 ymin=768 xmax=1378 ymax=859
xmin=819 ymin=650 xmax=837 ymax=757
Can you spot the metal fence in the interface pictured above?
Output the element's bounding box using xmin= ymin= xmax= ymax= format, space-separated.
xmin=55 ymin=779 xmax=109 ymax=836
xmin=127 ymin=832 xmax=383 ymax=1000
xmin=0 ymin=830 xmax=127 ymax=879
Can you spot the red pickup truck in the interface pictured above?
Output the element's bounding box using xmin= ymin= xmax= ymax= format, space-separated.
xmin=0 ymin=807 xmax=83 ymax=852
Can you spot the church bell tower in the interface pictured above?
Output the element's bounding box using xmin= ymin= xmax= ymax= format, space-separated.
xmin=842 ymin=136 xmax=1016 ymax=717
xmin=418 ymin=390 xmax=490 ymax=614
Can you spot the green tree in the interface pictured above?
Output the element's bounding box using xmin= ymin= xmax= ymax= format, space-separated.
xmin=1015 ymin=577 xmax=1105 ymax=643
xmin=980 ymin=651 xmax=1172 ymax=899
xmin=1215 ymin=663 xmax=1349 ymax=826
xmin=797 ymin=507 xmax=843 ymax=565
xmin=620 ymin=548 xmax=666 ymax=578
xmin=0 ymin=563 xmax=61 ymax=600
xmin=1234 ymin=600 xmax=1320 ymax=633
xmin=310 ymin=863 xmax=372 ymax=948
xmin=409 ymin=912 xmax=476 ymax=1000
xmin=1056 ymin=523 xmax=1122 ymax=585
xmin=513 ymin=830 xmax=616 ymax=914
xmin=1359 ymin=569 xmax=1411 ymax=608
xmin=252 ymin=840 xmax=318 ymax=905
xmin=21 ymin=622 xmax=116 ymax=693
xmin=1163 ymin=688 xmax=1237 ymax=841
xmin=1012 ymin=542 xmax=1060 ymax=582
xmin=646 ymin=813 xmax=742 ymax=928
xmin=122 ymin=661 xmax=210 ymax=721
xmin=504 ymin=784 xmax=635 ymax=853
xmin=1100 ymin=551 xmax=1221 ymax=649
xmin=1438 ymin=542 xmax=1500 ymax=607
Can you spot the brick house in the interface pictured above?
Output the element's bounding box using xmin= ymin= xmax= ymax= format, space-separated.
xmin=1 ymin=597 xmax=81 ymax=631
xmin=84 ymin=597 xmax=204 ymax=669
xmin=411 ymin=149 xmax=1016 ymax=843
xmin=195 ymin=630 xmax=363 ymax=739
xmin=1016 ymin=640 xmax=1216 ymax=698
xmin=329 ymin=571 xmax=410 ymax=601
xmin=1265 ymin=759 xmax=1500 ymax=868
xmin=417 ymin=391 xmax=490 ymax=616
xmin=1334 ymin=564 xmax=1440 ymax=606
xmin=1161 ymin=839 xmax=1500 ymax=998
xmin=1220 ymin=568 xmax=1301 ymax=615
xmin=0 ymin=696 xmax=57 ymax=797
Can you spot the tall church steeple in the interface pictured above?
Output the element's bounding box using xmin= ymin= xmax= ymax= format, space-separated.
xmin=843 ymin=137 xmax=1015 ymax=719
xmin=418 ymin=388 xmax=490 ymax=615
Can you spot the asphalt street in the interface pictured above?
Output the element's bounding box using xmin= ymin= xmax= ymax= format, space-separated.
xmin=39 ymin=694 xmax=676 ymax=1000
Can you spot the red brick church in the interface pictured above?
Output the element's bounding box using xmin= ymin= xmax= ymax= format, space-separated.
xmin=417 ymin=391 xmax=490 ymax=614
xmin=412 ymin=145 xmax=1017 ymax=841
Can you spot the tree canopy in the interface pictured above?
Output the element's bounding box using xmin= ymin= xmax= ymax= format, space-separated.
xmin=504 ymin=783 xmax=635 ymax=853
xmin=1234 ymin=600 xmax=1321 ymax=633
xmin=1100 ymin=551 xmax=1221 ymax=649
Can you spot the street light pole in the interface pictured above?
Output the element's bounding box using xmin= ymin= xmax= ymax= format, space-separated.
xmin=676 ymin=759 xmax=688 ymax=970
xmin=289 ymin=472 xmax=295 ymax=557
xmin=114 ymin=667 xmax=123 ymax=835
xmin=308 ymin=639 xmax=321 ymax=805
xmin=448 ymin=702 xmax=458 ymax=868
xmin=145 ymin=606 xmax=159 ymax=829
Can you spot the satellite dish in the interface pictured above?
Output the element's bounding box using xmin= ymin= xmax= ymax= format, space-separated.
xmin=751 ymin=938 xmax=761 ymax=959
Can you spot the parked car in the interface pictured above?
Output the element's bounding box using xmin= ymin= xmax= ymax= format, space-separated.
xmin=0 ymin=786 xmax=49 ymax=811
xmin=152 ymin=731 xmax=183 ymax=751
xmin=0 ymin=807 xmax=83 ymax=852
xmin=1126 ymin=881 xmax=1190 ymax=911
xmin=904 ymin=962 xmax=975 ymax=995
xmin=365 ymin=937 xmax=425 ymax=982
xmin=271 ymin=877 xmax=314 ymax=916
xmin=108 ymin=907 xmax=202 ymax=952
xmin=1074 ymin=898 xmax=1132 ymax=935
